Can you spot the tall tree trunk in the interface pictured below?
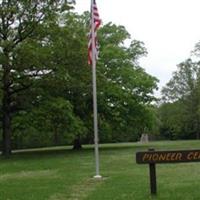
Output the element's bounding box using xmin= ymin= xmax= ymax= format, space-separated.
xmin=73 ymin=136 xmax=82 ymax=150
xmin=2 ymin=104 xmax=12 ymax=157
xmin=196 ymin=132 xmax=200 ymax=140
xmin=53 ymin=127 xmax=59 ymax=146
xmin=195 ymin=118 xmax=200 ymax=140
xmin=2 ymin=50 xmax=12 ymax=157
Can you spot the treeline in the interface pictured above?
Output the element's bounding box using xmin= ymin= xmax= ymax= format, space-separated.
xmin=0 ymin=1 xmax=158 ymax=155
xmin=159 ymin=46 xmax=200 ymax=140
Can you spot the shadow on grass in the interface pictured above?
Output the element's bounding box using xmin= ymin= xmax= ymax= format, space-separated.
xmin=0 ymin=140 xmax=192 ymax=160
xmin=0 ymin=147 xmax=76 ymax=161
xmin=0 ymin=142 xmax=154 ymax=160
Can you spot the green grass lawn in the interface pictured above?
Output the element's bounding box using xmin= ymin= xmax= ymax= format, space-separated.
xmin=1 ymin=140 xmax=200 ymax=200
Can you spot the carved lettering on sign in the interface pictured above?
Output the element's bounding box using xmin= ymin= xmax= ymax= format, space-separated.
xmin=136 ymin=150 xmax=200 ymax=164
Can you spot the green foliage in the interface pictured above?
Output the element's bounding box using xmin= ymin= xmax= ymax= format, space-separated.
xmin=12 ymin=97 xmax=87 ymax=148
xmin=160 ymin=58 xmax=200 ymax=139
xmin=96 ymin=22 xmax=158 ymax=141
xmin=0 ymin=4 xmax=158 ymax=150
xmin=159 ymin=102 xmax=185 ymax=139
xmin=162 ymin=59 xmax=200 ymax=102
xmin=0 ymin=0 xmax=75 ymax=155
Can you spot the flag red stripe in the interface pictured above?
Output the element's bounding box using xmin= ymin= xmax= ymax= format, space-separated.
xmin=88 ymin=0 xmax=101 ymax=65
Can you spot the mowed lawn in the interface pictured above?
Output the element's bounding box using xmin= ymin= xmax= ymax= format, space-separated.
xmin=1 ymin=141 xmax=200 ymax=200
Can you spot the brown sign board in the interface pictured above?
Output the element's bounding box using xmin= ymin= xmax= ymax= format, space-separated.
xmin=136 ymin=149 xmax=200 ymax=164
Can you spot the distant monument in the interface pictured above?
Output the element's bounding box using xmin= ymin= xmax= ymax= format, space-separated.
xmin=140 ymin=133 xmax=149 ymax=143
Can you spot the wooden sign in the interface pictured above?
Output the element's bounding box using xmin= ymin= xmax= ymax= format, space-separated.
xmin=136 ymin=149 xmax=200 ymax=164
xmin=135 ymin=149 xmax=200 ymax=195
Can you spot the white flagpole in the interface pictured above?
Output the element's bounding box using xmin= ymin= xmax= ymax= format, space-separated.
xmin=91 ymin=0 xmax=101 ymax=178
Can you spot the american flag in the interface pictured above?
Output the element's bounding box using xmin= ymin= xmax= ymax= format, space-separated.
xmin=88 ymin=0 xmax=101 ymax=65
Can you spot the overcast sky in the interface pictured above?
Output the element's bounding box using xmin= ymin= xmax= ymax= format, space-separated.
xmin=75 ymin=0 xmax=200 ymax=95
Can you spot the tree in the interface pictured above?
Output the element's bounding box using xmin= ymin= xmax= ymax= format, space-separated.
xmin=161 ymin=59 xmax=200 ymax=139
xmin=162 ymin=59 xmax=200 ymax=102
xmin=95 ymin=23 xmax=158 ymax=141
xmin=0 ymin=0 xmax=74 ymax=156
xmin=44 ymin=12 xmax=91 ymax=149
xmin=158 ymin=102 xmax=185 ymax=139
xmin=0 ymin=7 xmax=158 ymax=152
xmin=44 ymin=17 xmax=158 ymax=144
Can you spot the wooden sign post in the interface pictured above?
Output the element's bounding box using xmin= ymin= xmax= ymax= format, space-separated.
xmin=136 ymin=149 xmax=200 ymax=195
xmin=148 ymin=149 xmax=156 ymax=195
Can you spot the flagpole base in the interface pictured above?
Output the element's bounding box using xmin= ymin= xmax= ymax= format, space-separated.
xmin=93 ymin=175 xmax=102 ymax=179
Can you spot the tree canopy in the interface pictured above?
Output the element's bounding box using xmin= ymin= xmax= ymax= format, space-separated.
xmin=0 ymin=3 xmax=158 ymax=155
xmin=160 ymin=57 xmax=200 ymax=140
